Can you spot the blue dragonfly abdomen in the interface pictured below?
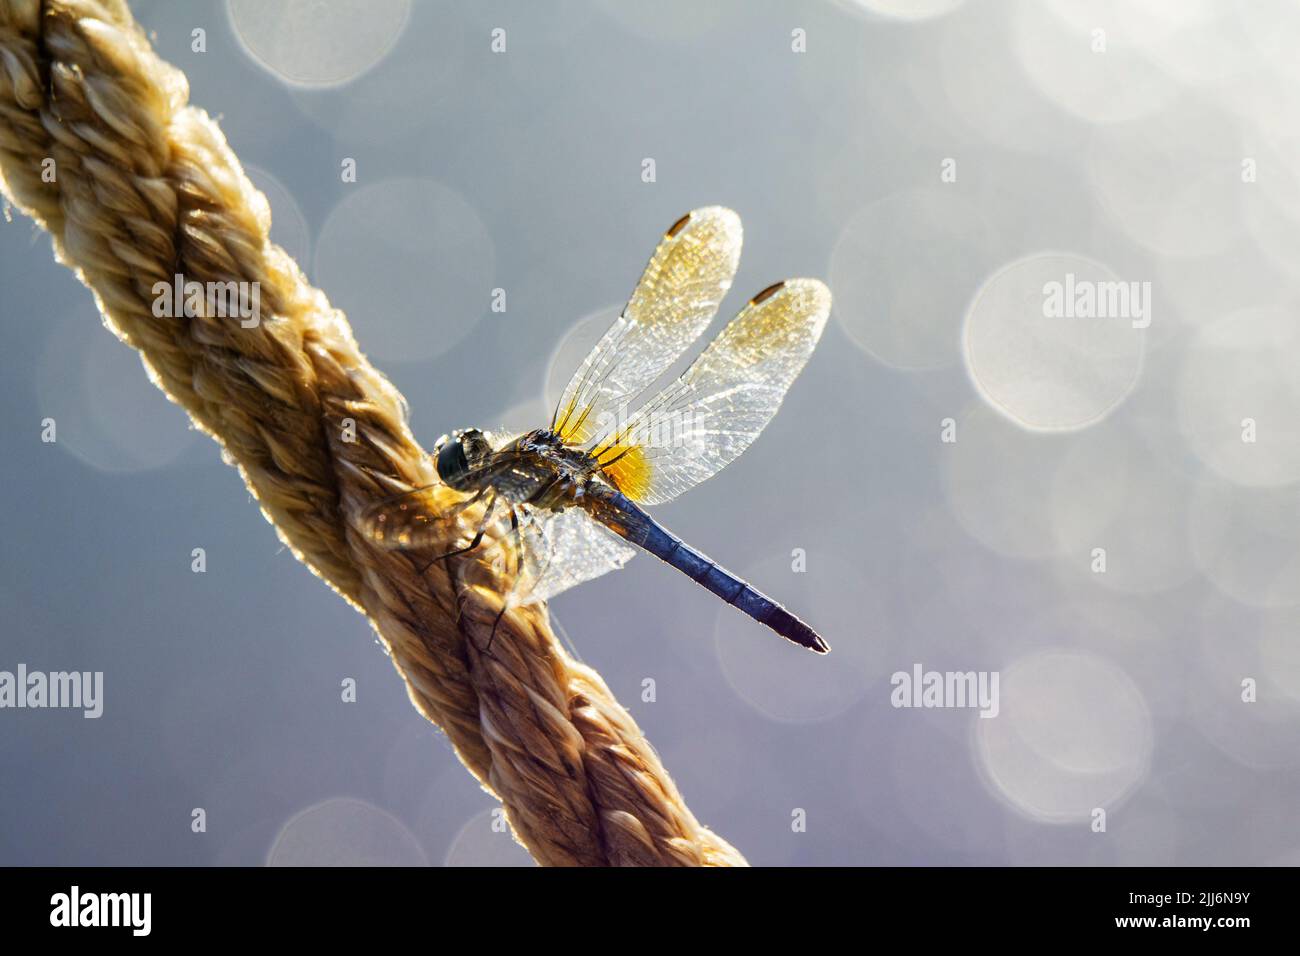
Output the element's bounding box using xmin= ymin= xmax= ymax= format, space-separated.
xmin=582 ymin=486 xmax=829 ymax=654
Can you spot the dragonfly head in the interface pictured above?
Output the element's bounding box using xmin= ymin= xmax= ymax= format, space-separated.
xmin=433 ymin=428 xmax=492 ymax=491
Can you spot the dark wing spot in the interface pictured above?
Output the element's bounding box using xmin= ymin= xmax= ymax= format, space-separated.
xmin=751 ymin=281 xmax=786 ymax=305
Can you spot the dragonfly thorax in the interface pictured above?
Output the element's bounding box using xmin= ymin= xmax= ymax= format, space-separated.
xmin=495 ymin=428 xmax=607 ymax=510
xmin=517 ymin=428 xmax=597 ymax=469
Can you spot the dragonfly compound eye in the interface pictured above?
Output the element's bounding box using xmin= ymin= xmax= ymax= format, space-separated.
xmin=435 ymin=436 xmax=470 ymax=484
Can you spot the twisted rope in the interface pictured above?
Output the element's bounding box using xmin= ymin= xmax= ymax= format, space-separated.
xmin=0 ymin=0 xmax=744 ymax=867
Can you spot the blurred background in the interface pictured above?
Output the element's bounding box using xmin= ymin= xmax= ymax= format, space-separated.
xmin=2 ymin=0 xmax=1300 ymax=866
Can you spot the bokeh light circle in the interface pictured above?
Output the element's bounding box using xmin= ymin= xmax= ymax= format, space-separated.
xmin=964 ymin=253 xmax=1146 ymax=431
xmin=268 ymin=797 xmax=427 ymax=866
xmin=832 ymin=0 xmax=967 ymax=22
xmin=228 ymin=0 xmax=411 ymax=88
xmin=444 ymin=808 xmax=535 ymax=866
xmin=830 ymin=188 xmax=995 ymax=370
xmin=543 ymin=304 xmax=621 ymax=412
xmin=976 ymin=650 xmax=1152 ymax=821
xmin=244 ymin=164 xmax=312 ymax=267
xmin=36 ymin=310 xmax=197 ymax=473
xmin=1012 ymin=1 xmax=1179 ymax=125
xmin=942 ymin=403 xmax=1072 ymax=560
xmin=1177 ymin=306 xmax=1300 ymax=488
xmin=314 ymin=178 xmax=495 ymax=364
xmin=1261 ymin=606 xmax=1300 ymax=704
xmin=1087 ymin=102 xmax=1244 ymax=259
xmin=1048 ymin=424 xmax=1199 ymax=593
xmin=1190 ymin=479 xmax=1300 ymax=609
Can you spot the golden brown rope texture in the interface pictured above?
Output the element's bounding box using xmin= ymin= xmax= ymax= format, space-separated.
xmin=0 ymin=0 xmax=745 ymax=867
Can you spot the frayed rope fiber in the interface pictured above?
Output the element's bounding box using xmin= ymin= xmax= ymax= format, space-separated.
xmin=0 ymin=0 xmax=745 ymax=867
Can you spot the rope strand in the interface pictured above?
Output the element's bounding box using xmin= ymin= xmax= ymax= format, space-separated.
xmin=0 ymin=0 xmax=744 ymax=867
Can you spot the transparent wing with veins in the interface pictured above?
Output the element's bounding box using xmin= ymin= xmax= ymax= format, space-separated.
xmin=356 ymin=449 xmax=520 ymax=551
xmin=358 ymin=484 xmax=474 ymax=551
xmin=552 ymin=207 xmax=743 ymax=447
xmin=496 ymin=507 xmax=637 ymax=608
xmin=593 ymin=278 xmax=832 ymax=505
xmin=359 ymin=481 xmax=635 ymax=606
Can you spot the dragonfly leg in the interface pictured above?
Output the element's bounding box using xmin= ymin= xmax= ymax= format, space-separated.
xmin=485 ymin=604 xmax=508 ymax=654
xmin=418 ymin=490 xmax=497 ymax=575
xmin=510 ymin=507 xmax=526 ymax=577
xmin=444 ymin=485 xmax=487 ymax=517
xmin=483 ymin=504 xmax=533 ymax=655
xmin=484 ymin=507 xmax=527 ymax=654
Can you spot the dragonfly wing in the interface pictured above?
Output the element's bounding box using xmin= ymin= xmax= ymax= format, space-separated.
xmin=503 ymin=507 xmax=636 ymax=608
xmin=552 ymin=207 xmax=743 ymax=446
xmin=357 ymin=448 xmax=523 ymax=549
xmin=357 ymin=484 xmax=469 ymax=550
xmin=594 ymin=278 xmax=831 ymax=505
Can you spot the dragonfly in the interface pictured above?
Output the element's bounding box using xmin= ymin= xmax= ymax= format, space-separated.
xmin=360 ymin=207 xmax=832 ymax=653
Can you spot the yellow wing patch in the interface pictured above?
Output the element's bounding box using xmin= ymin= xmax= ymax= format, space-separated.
xmin=552 ymin=207 xmax=742 ymax=447
xmin=593 ymin=278 xmax=831 ymax=506
xmin=554 ymin=395 xmax=595 ymax=445
xmin=598 ymin=441 xmax=653 ymax=500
